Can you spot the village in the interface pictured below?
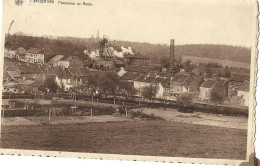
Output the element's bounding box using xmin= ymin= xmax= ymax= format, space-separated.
xmin=2 ymin=35 xmax=250 ymax=111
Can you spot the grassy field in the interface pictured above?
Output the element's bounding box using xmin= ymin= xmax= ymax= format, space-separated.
xmin=0 ymin=121 xmax=247 ymax=159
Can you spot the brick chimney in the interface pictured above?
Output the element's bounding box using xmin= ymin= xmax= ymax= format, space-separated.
xmin=168 ymin=39 xmax=174 ymax=72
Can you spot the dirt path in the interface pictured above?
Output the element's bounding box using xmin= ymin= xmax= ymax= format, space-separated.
xmin=2 ymin=115 xmax=131 ymax=126
xmin=131 ymin=108 xmax=248 ymax=130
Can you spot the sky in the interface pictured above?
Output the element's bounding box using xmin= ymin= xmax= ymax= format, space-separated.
xmin=2 ymin=0 xmax=257 ymax=47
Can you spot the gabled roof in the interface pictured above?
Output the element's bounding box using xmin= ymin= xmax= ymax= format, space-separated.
xmin=125 ymin=65 xmax=151 ymax=73
xmin=153 ymin=77 xmax=165 ymax=83
xmin=135 ymin=75 xmax=146 ymax=82
xmin=171 ymin=74 xmax=190 ymax=83
xmin=68 ymin=68 xmax=92 ymax=77
xmin=17 ymin=64 xmax=42 ymax=74
xmin=200 ymin=80 xmax=217 ymax=89
xmin=238 ymin=81 xmax=250 ymax=92
xmin=61 ymin=56 xmax=73 ymax=62
xmin=144 ymin=76 xmax=156 ymax=83
xmin=40 ymin=66 xmax=73 ymax=79
xmin=161 ymin=78 xmax=171 ymax=84
xmin=135 ymin=75 xmax=156 ymax=83
xmin=218 ymin=79 xmax=228 ymax=85
xmin=27 ymin=47 xmax=43 ymax=54
xmin=120 ymin=72 xmax=141 ymax=80
xmin=230 ymin=74 xmax=250 ymax=82
xmin=16 ymin=47 xmax=27 ymax=55
xmin=49 ymin=55 xmax=64 ymax=62
xmin=7 ymin=71 xmax=21 ymax=79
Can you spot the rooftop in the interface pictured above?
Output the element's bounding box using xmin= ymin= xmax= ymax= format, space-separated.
xmin=171 ymin=74 xmax=190 ymax=83
xmin=27 ymin=47 xmax=43 ymax=54
xmin=49 ymin=55 xmax=64 ymax=62
xmin=125 ymin=65 xmax=151 ymax=73
xmin=120 ymin=72 xmax=141 ymax=80
xmin=200 ymin=80 xmax=217 ymax=88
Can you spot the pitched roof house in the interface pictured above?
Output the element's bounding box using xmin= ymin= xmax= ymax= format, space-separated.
xmin=199 ymin=79 xmax=228 ymax=101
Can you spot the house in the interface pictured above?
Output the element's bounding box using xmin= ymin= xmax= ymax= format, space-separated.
xmin=59 ymin=56 xmax=84 ymax=69
xmin=16 ymin=47 xmax=27 ymax=60
xmin=134 ymin=75 xmax=156 ymax=90
xmin=7 ymin=46 xmax=18 ymax=58
xmin=16 ymin=64 xmax=43 ymax=81
xmin=26 ymin=47 xmax=44 ymax=64
xmin=199 ymin=80 xmax=218 ymax=101
xmin=41 ymin=66 xmax=74 ymax=91
xmin=237 ymin=81 xmax=250 ymax=107
xmin=68 ymin=67 xmax=92 ymax=85
xmin=49 ymin=55 xmax=64 ymax=67
xmin=153 ymin=77 xmax=167 ymax=99
xmin=199 ymin=79 xmax=228 ymax=101
xmin=6 ymin=71 xmax=21 ymax=81
xmin=228 ymin=74 xmax=250 ymax=97
xmin=120 ymin=72 xmax=141 ymax=82
xmin=3 ymin=70 xmax=12 ymax=84
xmin=169 ymin=74 xmax=196 ymax=96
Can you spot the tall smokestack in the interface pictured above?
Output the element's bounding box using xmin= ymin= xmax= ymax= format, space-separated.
xmin=168 ymin=39 xmax=174 ymax=72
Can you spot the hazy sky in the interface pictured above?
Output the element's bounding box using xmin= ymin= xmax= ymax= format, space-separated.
xmin=3 ymin=0 xmax=256 ymax=47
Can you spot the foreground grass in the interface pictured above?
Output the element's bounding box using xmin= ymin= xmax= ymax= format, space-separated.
xmin=0 ymin=121 xmax=247 ymax=159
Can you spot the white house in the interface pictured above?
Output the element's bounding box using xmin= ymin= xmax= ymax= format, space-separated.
xmin=26 ymin=47 xmax=44 ymax=64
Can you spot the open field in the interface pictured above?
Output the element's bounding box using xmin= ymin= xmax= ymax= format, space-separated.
xmin=0 ymin=121 xmax=247 ymax=159
xmin=182 ymin=55 xmax=250 ymax=69
xmin=132 ymin=108 xmax=248 ymax=130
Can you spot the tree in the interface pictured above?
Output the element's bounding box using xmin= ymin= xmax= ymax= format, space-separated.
xmin=210 ymin=88 xmax=226 ymax=104
xmin=119 ymin=81 xmax=137 ymax=100
xmin=205 ymin=67 xmax=212 ymax=78
xmin=98 ymin=72 xmax=120 ymax=98
xmin=160 ymin=56 xmax=169 ymax=68
xmin=44 ymin=77 xmax=58 ymax=93
xmin=176 ymin=93 xmax=193 ymax=111
xmin=142 ymin=85 xmax=158 ymax=103
xmin=87 ymin=75 xmax=100 ymax=96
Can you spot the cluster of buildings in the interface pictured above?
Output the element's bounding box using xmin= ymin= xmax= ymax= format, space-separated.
xmin=3 ymin=38 xmax=250 ymax=107
xmin=5 ymin=46 xmax=45 ymax=64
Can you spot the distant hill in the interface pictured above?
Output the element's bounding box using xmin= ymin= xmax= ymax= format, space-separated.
xmin=109 ymin=41 xmax=251 ymax=64
xmin=5 ymin=34 xmax=251 ymax=64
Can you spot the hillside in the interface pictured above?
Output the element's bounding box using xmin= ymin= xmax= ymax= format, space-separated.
xmin=5 ymin=35 xmax=251 ymax=64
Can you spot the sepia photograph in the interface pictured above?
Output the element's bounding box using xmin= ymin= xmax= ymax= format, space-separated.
xmin=0 ymin=0 xmax=258 ymax=165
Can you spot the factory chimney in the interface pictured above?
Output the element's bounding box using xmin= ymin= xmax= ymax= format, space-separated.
xmin=168 ymin=39 xmax=174 ymax=72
